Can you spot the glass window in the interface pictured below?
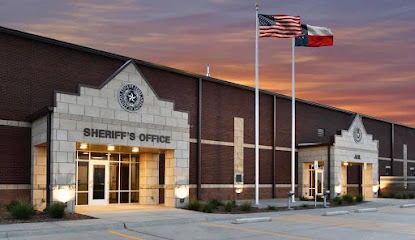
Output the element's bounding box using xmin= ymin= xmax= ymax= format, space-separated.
xmin=109 ymin=153 xmax=119 ymax=161
xmin=121 ymin=154 xmax=130 ymax=162
xmin=131 ymin=154 xmax=139 ymax=162
xmin=91 ymin=152 xmax=107 ymax=160
xmin=131 ymin=192 xmax=139 ymax=203
xmin=78 ymin=151 xmax=89 ymax=160
xmin=77 ymin=162 xmax=88 ymax=191
xmin=109 ymin=162 xmax=119 ymax=191
xmin=120 ymin=163 xmax=129 ymax=190
xmin=131 ymin=163 xmax=140 ymax=190
xmin=109 ymin=192 xmax=118 ymax=204
xmin=121 ymin=192 xmax=129 ymax=203
xmin=77 ymin=193 xmax=88 ymax=205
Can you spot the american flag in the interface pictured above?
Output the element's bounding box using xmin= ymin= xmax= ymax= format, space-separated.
xmin=258 ymin=14 xmax=303 ymax=38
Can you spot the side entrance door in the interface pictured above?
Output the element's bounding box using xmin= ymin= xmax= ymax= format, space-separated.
xmin=89 ymin=161 xmax=109 ymax=205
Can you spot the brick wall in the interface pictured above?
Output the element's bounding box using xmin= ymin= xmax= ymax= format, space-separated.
xmin=201 ymin=144 xmax=233 ymax=184
xmin=0 ymin=190 xmax=31 ymax=207
xmin=0 ymin=126 xmax=31 ymax=184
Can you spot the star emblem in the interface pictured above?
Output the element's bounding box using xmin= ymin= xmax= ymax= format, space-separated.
xmin=128 ymin=92 xmax=136 ymax=103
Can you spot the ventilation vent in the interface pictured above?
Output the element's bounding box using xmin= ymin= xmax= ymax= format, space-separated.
xmin=317 ymin=128 xmax=325 ymax=137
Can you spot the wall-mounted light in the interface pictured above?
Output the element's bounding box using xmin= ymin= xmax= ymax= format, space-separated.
xmin=235 ymin=188 xmax=243 ymax=194
xmin=175 ymin=185 xmax=189 ymax=204
xmin=79 ymin=143 xmax=88 ymax=150
xmin=372 ymin=185 xmax=379 ymax=193
xmin=343 ymin=162 xmax=349 ymax=166
xmin=53 ymin=186 xmax=75 ymax=203
xmin=107 ymin=145 xmax=115 ymax=151
xmin=132 ymin=147 xmax=139 ymax=153
xmin=335 ymin=185 xmax=342 ymax=195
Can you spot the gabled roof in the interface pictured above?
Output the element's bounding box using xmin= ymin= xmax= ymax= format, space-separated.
xmin=0 ymin=25 xmax=413 ymax=130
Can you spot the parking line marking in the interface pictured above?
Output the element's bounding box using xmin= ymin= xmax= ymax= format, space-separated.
xmin=202 ymin=222 xmax=311 ymax=240
xmin=106 ymin=229 xmax=145 ymax=240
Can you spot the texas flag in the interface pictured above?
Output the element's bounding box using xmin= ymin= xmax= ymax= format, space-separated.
xmin=295 ymin=24 xmax=333 ymax=47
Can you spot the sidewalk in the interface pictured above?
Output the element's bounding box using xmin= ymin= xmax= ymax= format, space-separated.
xmin=1 ymin=198 xmax=414 ymax=239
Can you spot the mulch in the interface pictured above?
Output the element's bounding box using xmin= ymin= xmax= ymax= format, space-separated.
xmin=0 ymin=208 xmax=94 ymax=225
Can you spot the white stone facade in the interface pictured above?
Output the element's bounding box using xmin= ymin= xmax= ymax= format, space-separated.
xmin=46 ymin=61 xmax=190 ymax=211
xmin=298 ymin=115 xmax=379 ymax=199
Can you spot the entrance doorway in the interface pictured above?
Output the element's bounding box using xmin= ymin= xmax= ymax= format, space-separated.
xmin=308 ymin=164 xmax=324 ymax=198
xmin=89 ymin=161 xmax=109 ymax=205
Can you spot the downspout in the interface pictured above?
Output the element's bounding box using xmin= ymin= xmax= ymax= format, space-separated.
xmin=272 ymin=95 xmax=277 ymax=198
xmin=46 ymin=109 xmax=52 ymax=206
xmin=197 ymin=78 xmax=202 ymax=200
xmin=327 ymin=145 xmax=331 ymax=199
xmin=391 ymin=123 xmax=395 ymax=176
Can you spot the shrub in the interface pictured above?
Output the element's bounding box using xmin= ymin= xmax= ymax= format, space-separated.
xmin=316 ymin=195 xmax=324 ymax=202
xmin=355 ymin=194 xmax=363 ymax=202
xmin=408 ymin=192 xmax=415 ymax=199
xmin=299 ymin=196 xmax=308 ymax=201
xmin=224 ymin=202 xmax=233 ymax=212
xmin=389 ymin=193 xmax=395 ymax=198
xmin=333 ymin=197 xmax=343 ymax=206
xmin=9 ymin=200 xmax=35 ymax=220
xmin=231 ymin=200 xmax=237 ymax=208
xmin=402 ymin=193 xmax=408 ymax=199
xmin=240 ymin=202 xmax=252 ymax=212
xmin=6 ymin=200 xmax=19 ymax=212
xmin=300 ymin=204 xmax=310 ymax=208
xmin=187 ymin=200 xmax=202 ymax=211
xmin=266 ymin=205 xmax=277 ymax=210
xmin=342 ymin=194 xmax=354 ymax=204
xmin=47 ymin=202 xmax=66 ymax=218
xmin=395 ymin=193 xmax=403 ymax=199
xmin=209 ymin=199 xmax=223 ymax=209
xmin=202 ymin=202 xmax=215 ymax=213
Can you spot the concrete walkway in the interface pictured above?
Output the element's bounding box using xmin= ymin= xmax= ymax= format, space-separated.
xmin=1 ymin=198 xmax=414 ymax=239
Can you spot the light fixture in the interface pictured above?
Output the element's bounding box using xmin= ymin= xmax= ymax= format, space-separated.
xmin=79 ymin=143 xmax=88 ymax=150
xmin=372 ymin=185 xmax=379 ymax=193
xmin=82 ymin=152 xmax=89 ymax=155
xmin=235 ymin=188 xmax=243 ymax=194
xmin=335 ymin=185 xmax=342 ymax=195
xmin=343 ymin=162 xmax=348 ymax=166
xmin=107 ymin=145 xmax=115 ymax=151
xmin=175 ymin=185 xmax=189 ymax=204
xmin=132 ymin=147 xmax=139 ymax=153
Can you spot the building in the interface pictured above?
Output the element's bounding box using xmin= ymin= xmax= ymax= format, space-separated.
xmin=0 ymin=26 xmax=414 ymax=212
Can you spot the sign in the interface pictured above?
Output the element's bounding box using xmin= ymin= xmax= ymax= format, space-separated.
xmin=83 ymin=128 xmax=171 ymax=143
xmin=354 ymin=154 xmax=361 ymax=159
xmin=118 ymin=84 xmax=144 ymax=112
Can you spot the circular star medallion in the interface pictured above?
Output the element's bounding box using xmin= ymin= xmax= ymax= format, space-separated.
xmin=118 ymin=84 xmax=144 ymax=112
xmin=353 ymin=127 xmax=362 ymax=143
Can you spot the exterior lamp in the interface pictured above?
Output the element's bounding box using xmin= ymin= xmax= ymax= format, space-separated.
xmin=343 ymin=162 xmax=348 ymax=166
xmin=335 ymin=185 xmax=342 ymax=196
xmin=107 ymin=145 xmax=115 ymax=151
xmin=79 ymin=143 xmax=88 ymax=150
xmin=175 ymin=185 xmax=189 ymax=203
xmin=372 ymin=185 xmax=379 ymax=193
xmin=54 ymin=186 xmax=75 ymax=204
xmin=132 ymin=147 xmax=139 ymax=153
xmin=235 ymin=187 xmax=243 ymax=194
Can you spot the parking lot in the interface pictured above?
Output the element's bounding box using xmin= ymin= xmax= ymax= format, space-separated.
xmin=6 ymin=199 xmax=415 ymax=240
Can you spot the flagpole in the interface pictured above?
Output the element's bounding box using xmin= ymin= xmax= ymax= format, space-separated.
xmin=255 ymin=2 xmax=260 ymax=206
xmin=291 ymin=37 xmax=296 ymax=202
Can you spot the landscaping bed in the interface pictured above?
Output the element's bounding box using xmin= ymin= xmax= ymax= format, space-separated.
xmin=0 ymin=208 xmax=93 ymax=224
xmin=0 ymin=200 xmax=94 ymax=225
xmin=186 ymin=194 xmax=365 ymax=214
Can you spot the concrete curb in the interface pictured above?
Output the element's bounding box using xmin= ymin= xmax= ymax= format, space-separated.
xmin=400 ymin=204 xmax=415 ymax=208
xmin=322 ymin=211 xmax=349 ymax=216
xmin=355 ymin=208 xmax=377 ymax=213
xmin=232 ymin=217 xmax=272 ymax=224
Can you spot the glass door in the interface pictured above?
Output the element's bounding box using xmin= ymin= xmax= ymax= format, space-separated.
xmin=309 ymin=164 xmax=324 ymax=197
xmin=89 ymin=161 xmax=109 ymax=205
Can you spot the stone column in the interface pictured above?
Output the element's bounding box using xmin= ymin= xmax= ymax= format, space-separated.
xmin=164 ymin=149 xmax=189 ymax=208
xmin=32 ymin=146 xmax=47 ymax=211
xmin=139 ymin=153 xmax=159 ymax=205
xmin=404 ymin=144 xmax=408 ymax=189
xmin=341 ymin=164 xmax=347 ymax=195
xmin=234 ymin=118 xmax=244 ymax=190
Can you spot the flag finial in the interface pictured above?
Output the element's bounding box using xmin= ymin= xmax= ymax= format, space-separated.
xmin=255 ymin=3 xmax=259 ymax=7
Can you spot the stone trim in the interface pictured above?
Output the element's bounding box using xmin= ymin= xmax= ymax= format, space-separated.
xmin=0 ymin=119 xmax=31 ymax=128
xmin=189 ymin=138 xmax=296 ymax=152
xmin=335 ymin=145 xmax=379 ymax=154
xmin=188 ymin=184 xmax=298 ymax=189
xmin=56 ymin=112 xmax=189 ymax=133
xmin=0 ymin=184 xmax=31 ymax=190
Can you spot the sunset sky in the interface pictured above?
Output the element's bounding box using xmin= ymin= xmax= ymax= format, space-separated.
xmin=1 ymin=0 xmax=414 ymax=127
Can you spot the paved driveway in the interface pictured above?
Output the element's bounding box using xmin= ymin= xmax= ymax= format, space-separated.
xmin=6 ymin=198 xmax=415 ymax=240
